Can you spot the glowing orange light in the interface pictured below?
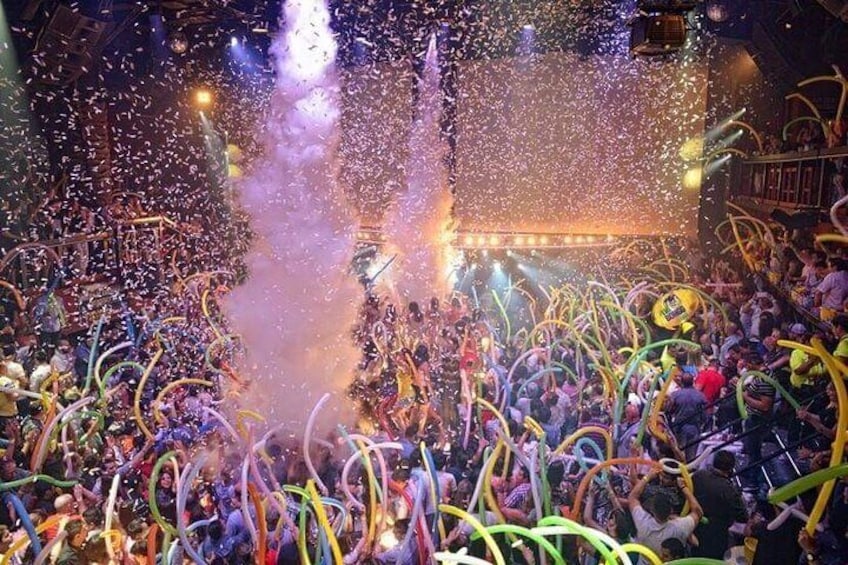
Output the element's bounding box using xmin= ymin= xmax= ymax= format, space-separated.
xmin=195 ymin=88 xmax=213 ymax=106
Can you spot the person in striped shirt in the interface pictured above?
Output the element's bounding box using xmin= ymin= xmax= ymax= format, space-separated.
xmin=738 ymin=352 xmax=775 ymax=488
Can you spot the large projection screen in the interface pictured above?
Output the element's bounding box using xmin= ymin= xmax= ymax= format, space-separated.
xmin=453 ymin=52 xmax=708 ymax=237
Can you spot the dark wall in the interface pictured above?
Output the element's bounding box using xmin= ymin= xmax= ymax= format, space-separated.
xmin=698 ymin=39 xmax=787 ymax=251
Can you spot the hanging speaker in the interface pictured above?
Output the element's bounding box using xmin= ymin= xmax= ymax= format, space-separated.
xmin=629 ymin=14 xmax=688 ymax=56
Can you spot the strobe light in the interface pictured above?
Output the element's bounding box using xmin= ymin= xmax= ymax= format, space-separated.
xmin=168 ymin=31 xmax=188 ymax=55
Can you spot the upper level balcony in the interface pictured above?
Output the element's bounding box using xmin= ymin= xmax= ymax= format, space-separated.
xmin=729 ymin=146 xmax=847 ymax=214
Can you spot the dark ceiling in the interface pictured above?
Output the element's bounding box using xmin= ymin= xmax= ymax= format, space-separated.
xmin=2 ymin=0 xmax=846 ymax=89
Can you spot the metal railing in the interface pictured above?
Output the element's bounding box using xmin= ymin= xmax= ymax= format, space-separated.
xmin=0 ymin=216 xmax=184 ymax=330
xmin=0 ymin=231 xmax=116 ymax=291
xmin=730 ymin=146 xmax=848 ymax=210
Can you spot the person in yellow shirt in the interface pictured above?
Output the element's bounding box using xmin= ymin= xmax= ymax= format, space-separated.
xmin=390 ymin=349 xmax=416 ymax=431
xmin=786 ymin=323 xmax=826 ymax=444
xmin=0 ymin=374 xmax=19 ymax=438
xmin=832 ymin=314 xmax=848 ymax=365
xmin=787 ymin=324 xmax=825 ymax=391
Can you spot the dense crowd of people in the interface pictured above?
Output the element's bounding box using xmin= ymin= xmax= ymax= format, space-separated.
xmin=0 ymin=231 xmax=846 ymax=565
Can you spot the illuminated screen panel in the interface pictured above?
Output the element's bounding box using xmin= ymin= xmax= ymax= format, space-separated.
xmin=453 ymin=52 xmax=708 ymax=236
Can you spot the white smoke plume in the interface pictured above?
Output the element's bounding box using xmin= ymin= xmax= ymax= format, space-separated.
xmin=225 ymin=0 xmax=362 ymax=428
xmin=382 ymin=34 xmax=458 ymax=304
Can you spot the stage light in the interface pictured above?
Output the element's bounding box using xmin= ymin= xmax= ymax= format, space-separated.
xmin=575 ymin=236 xmax=585 ymax=243
xmin=587 ymin=235 xmax=596 ymax=243
xmin=230 ymin=36 xmax=239 ymax=47
xmin=514 ymin=236 xmax=525 ymax=246
xmin=522 ymin=24 xmax=535 ymax=31
xmin=463 ymin=235 xmax=474 ymax=246
xmin=683 ymin=167 xmax=703 ymax=190
xmin=494 ymin=261 xmax=502 ymax=270
xmin=506 ymin=250 xmax=514 ymax=257
xmin=482 ymin=250 xmax=489 ymax=258
xmin=489 ymin=235 xmax=500 ymax=246
xmin=516 ymin=263 xmax=525 ymax=270
xmin=540 ymin=235 xmax=549 ymax=245
xmin=194 ymin=88 xmax=213 ymax=107
xmin=563 ymin=235 xmax=573 ymax=244
xmin=168 ymin=31 xmax=188 ymax=54
xmin=527 ymin=236 xmax=537 ymax=246
xmin=476 ymin=235 xmax=486 ymax=246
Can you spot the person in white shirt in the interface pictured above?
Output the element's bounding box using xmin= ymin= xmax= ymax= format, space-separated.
xmin=740 ymin=292 xmax=780 ymax=340
xmin=50 ymin=339 xmax=75 ymax=375
xmin=29 ymin=350 xmax=52 ymax=392
xmin=627 ymin=469 xmax=704 ymax=565
xmin=815 ymin=258 xmax=848 ymax=314
xmin=433 ymin=452 xmax=456 ymax=503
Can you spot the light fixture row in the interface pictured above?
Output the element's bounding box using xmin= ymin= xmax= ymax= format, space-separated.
xmin=354 ymin=228 xmax=617 ymax=249
xmin=456 ymin=233 xmax=617 ymax=249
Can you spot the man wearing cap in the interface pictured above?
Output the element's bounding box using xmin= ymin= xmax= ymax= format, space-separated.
xmin=788 ymin=323 xmax=824 ymax=393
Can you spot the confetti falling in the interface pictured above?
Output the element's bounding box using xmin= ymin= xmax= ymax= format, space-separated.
xmin=381 ymin=33 xmax=458 ymax=302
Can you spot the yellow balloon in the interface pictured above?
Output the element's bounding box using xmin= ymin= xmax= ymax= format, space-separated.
xmin=652 ymin=289 xmax=699 ymax=329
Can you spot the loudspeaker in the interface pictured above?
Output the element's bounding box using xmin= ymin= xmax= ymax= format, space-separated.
xmin=33 ymin=4 xmax=113 ymax=85
xmin=629 ymin=14 xmax=687 ymax=56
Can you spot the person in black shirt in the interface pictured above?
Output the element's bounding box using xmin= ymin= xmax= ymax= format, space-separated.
xmin=691 ymin=450 xmax=747 ymax=558
xmin=55 ymin=518 xmax=88 ymax=565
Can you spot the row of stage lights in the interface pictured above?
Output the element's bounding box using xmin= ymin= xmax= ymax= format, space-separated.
xmin=457 ymin=233 xmax=617 ymax=249
xmin=355 ymin=229 xmax=617 ymax=249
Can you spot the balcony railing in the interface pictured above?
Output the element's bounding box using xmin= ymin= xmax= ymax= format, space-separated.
xmin=730 ymin=146 xmax=848 ymax=210
xmin=0 ymin=216 xmax=184 ymax=332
